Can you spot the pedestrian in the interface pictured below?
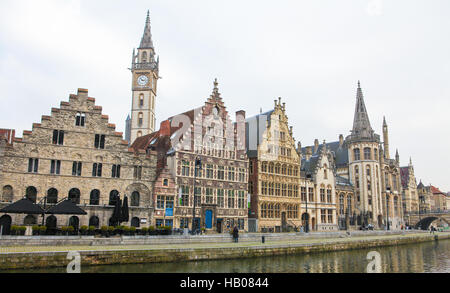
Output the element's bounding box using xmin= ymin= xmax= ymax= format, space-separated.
xmin=233 ymin=226 xmax=239 ymax=243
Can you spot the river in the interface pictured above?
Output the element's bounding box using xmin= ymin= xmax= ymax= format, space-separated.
xmin=6 ymin=239 xmax=450 ymax=273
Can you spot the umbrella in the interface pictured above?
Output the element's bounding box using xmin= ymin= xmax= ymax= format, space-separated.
xmin=0 ymin=198 xmax=45 ymax=214
xmin=120 ymin=195 xmax=129 ymax=223
xmin=45 ymin=199 xmax=87 ymax=215
xmin=110 ymin=197 xmax=122 ymax=226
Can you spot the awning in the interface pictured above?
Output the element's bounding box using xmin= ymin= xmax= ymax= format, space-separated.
xmin=45 ymin=199 xmax=87 ymax=215
xmin=0 ymin=198 xmax=45 ymax=214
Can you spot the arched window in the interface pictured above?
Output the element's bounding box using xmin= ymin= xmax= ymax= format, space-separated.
xmin=139 ymin=94 xmax=144 ymax=107
xmin=68 ymin=188 xmax=80 ymax=204
xmin=2 ymin=185 xmax=13 ymax=202
xmin=364 ymin=147 xmax=371 ymax=160
xmin=24 ymin=214 xmax=37 ymax=225
xmin=374 ymin=148 xmax=378 ymax=160
xmin=353 ymin=148 xmax=360 ymax=161
xmin=90 ymin=189 xmax=100 ymax=205
xmin=339 ymin=194 xmax=345 ymax=214
xmin=131 ymin=217 xmax=140 ymax=228
xmin=394 ymin=196 xmax=399 ymax=216
xmin=26 ymin=186 xmax=37 ymax=203
xmin=138 ymin=112 xmax=143 ymax=126
xmin=163 ymin=179 xmax=168 ymax=186
xmin=89 ymin=216 xmax=99 ymax=228
xmin=268 ymin=163 xmax=274 ymax=173
xmin=109 ymin=190 xmax=119 ymax=205
xmin=45 ymin=215 xmax=57 ymax=229
xmin=347 ymin=195 xmax=352 ymax=215
xmin=281 ymin=164 xmax=287 ymax=175
xmin=142 ymin=51 xmax=147 ymax=63
xmin=275 ymin=164 xmax=280 ymax=174
xmin=262 ymin=162 xmax=268 ymax=173
xmin=47 ymin=188 xmax=58 ymax=204
xmin=131 ymin=191 xmax=140 ymax=207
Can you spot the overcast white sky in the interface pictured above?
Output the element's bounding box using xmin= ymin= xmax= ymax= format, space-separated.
xmin=0 ymin=0 xmax=449 ymax=191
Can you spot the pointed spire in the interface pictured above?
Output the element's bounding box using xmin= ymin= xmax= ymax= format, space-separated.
xmin=211 ymin=78 xmax=221 ymax=99
xmin=395 ymin=149 xmax=399 ymax=163
xmin=383 ymin=116 xmax=387 ymax=126
xmin=139 ymin=10 xmax=154 ymax=49
xmin=351 ymin=81 xmax=374 ymax=139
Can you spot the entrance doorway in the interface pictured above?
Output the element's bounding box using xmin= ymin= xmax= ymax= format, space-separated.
xmin=217 ymin=218 xmax=223 ymax=233
xmin=205 ymin=210 xmax=213 ymax=229
xmin=281 ymin=212 xmax=287 ymax=232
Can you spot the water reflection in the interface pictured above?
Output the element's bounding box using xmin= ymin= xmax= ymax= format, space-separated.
xmin=6 ymin=239 xmax=450 ymax=273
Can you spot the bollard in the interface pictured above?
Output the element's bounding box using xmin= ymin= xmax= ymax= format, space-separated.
xmin=262 ymin=235 xmax=265 ymax=243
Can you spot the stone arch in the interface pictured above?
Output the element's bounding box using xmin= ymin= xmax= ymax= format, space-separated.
xmin=89 ymin=216 xmax=100 ymax=228
xmin=415 ymin=217 xmax=449 ymax=230
xmin=90 ymin=189 xmax=100 ymax=205
xmin=0 ymin=215 xmax=12 ymax=235
xmin=131 ymin=217 xmax=140 ymax=227
xmin=2 ymin=185 xmax=13 ymax=202
xmin=109 ymin=190 xmax=120 ymax=205
xmin=125 ymin=183 xmax=151 ymax=207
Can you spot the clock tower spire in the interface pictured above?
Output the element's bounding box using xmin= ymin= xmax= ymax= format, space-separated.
xmin=128 ymin=10 xmax=159 ymax=144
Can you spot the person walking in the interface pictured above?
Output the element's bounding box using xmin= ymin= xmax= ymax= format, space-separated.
xmin=233 ymin=226 xmax=239 ymax=243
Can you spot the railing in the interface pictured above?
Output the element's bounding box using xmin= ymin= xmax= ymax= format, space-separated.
xmin=406 ymin=210 xmax=449 ymax=215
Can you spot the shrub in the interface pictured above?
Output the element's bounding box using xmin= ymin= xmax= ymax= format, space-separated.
xmin=80 ymin=225 xmax=88 ymax=231
xmin=67 ymin=226 xmax=74 ymax=232
xmin=32 ymin=225 xmax=40 ymax=231
xmin=130 ymin=226 xmax=136 ymax=232
xmin=108 ymin=226 xmax=115 ymax=232
xmin=101 ymin=226 xmax=108 ymax=232
xmin=39 ymin=226 xmax=47 ymax=232
xmin=88 ymin=226 xmax=96 ymax=232
xmin=123 ymin=226 xmax=131 ymax=232
xmin=61 ymin=226 xmax=68 ymax=232
xmin=148 ymin=226 xmax=155 ymax=231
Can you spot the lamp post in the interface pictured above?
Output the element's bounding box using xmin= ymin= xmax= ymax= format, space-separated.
xmin=305 ymin=187 xmax=309 ymax=233
xmin=386 ymin=194 xmax=390 ymax=231
xmin=191 ymin=157 xmax=202 ymax=234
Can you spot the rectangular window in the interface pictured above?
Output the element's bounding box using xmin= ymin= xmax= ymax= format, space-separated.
xmin=111 ymin=164 xmax=121 ymax=178
xmin=327 ymin=209 xmax=333 ymax=223
xmin=320 ymin=189 xmax=325 ymax=202
xmin=239 ymin=168 xmax=245 ymax=182
xmin=206 ymin=164 xmax=214 ymax=179
xmin=181 ymin=185 xmax=189 ymax=206
xmin=205 ymin=188 xmax=214 ymax=204
xmin=181 ymin=160 xmax=190 ymax=176
xmin=308 ymin=187 xmax=314 ymax=202
xmin=157 ymin=196 xmax=164 ymax=209
xmin=52 ymin=130 xmax=64 ymax=145
xmin=327 ymin=189 xmax=332 ymax=203
xmin=50 ymin=160 xmax=61 ymax=175
xmin=28 ymin=158 xmax=39 ymax=173
xmin=166 ymin=197 xmax=174 ymax=209
xmin=194 ymin=187 xmax=202 ymax=205
xmin=228 ymin=167 xmax=235 ymax=181
xmin=75 ymin=112 xmax=86 ymax=126
xmin=94 ymin=134 xmax=105 ymax=149
xmin=134 ymin=166 xmax=142 ymax=179
xmin=92 ymin=163 xmax=102 ymax=177
xmin=238 ymin=191 xmax=245 ymax=209
xmin=321 ymin=209 xmax=327 ymax=223
xmin=72 ymin=161 xmax=82 ymax=176
xmin=217 ymin=166 xmax=225 ymax=180
xmin=301 ymin=187 xmax=307 ymax=201
xmin=217 ymin=189 xmax=224 ymax=208
xmin=227 ymin=190 xmax=235 ymax=208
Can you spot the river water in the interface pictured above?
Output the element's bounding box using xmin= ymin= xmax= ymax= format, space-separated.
xmin=7 ymin=239 xmax=450 ymax=273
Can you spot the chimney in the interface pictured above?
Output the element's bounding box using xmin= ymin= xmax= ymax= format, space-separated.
xmin=339 ymin=134 xmax=344 ymax=147
xmin=297 ymin=141 xmax=301 ymax=150
xmin=314 ymin=139 xmax=319 ymax=153
xmin=306 ymin=146 xmax=312 ymax=160
xmin=159 ymin=120 xmax=171 ymax=136
xmin=77 ymin=88 xmax=88 ymax=96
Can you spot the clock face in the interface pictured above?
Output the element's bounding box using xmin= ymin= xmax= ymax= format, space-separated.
xmin=137 ymin=75 xmax=149 ymax=86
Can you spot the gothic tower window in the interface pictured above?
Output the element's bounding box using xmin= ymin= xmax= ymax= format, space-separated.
xmin=364 ymin=147 xmax=371 ymax=160
xmin=28 ymin=158 xmax=39 ymax=173
xmin=354 ymin=148 xmax=360 ymax=161
xmin=52 ymin=130 xmax=64 ymax=145
xmin=94 ymin=134 xmax=105 ymax=149
xmin=139 ymin=94 xmax=144 ymax=107
xmin=138 ymin=112 xmax=143 ymax=126
xmin=142 ymin=51 xmax=147 ymax=63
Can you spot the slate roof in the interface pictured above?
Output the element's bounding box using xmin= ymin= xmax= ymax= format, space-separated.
xmin=400 ymin=167 xmax=410 ymax=189
xmin=300 ymin=141 xmax=349 ymax=168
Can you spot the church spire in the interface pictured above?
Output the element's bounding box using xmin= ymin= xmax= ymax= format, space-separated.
xmin=351 ymin=81 xmax=374 ymax=139
xmin=139 ymin=10 xmax=154 ymax=49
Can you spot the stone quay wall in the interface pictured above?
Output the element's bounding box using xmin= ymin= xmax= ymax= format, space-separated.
xmin=0 ymin=232 xmax=448 ymax=270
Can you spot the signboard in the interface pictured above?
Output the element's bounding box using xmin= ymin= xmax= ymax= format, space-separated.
xmin=165 ymin=208 xmax=173 ymax=217
xmin=247 ymin=193 xmax=251 ymax=209
xmin=140 ymin=218 xmax=147 ymax=224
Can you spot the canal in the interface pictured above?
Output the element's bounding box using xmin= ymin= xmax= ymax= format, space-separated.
xmin=6 ymin=239 xmax=450 ymax=273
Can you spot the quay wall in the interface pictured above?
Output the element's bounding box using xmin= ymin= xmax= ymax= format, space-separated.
xmin=0 ymin=233 xmax=448 ymax=270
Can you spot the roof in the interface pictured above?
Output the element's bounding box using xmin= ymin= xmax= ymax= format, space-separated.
xmin=430 ymin=185 xmax=446 ymax=195
xmin=400 ymin=166 xmax=410 ymax=189
xmin=139 ymin=11 xmax=154 ymax=49
xmin=0 ymin=198 xmax=45 ymax=214
xmin=301 ymin=141 xmax=349 ymax=168
xmin=46 ymin=199 xmax=87 ymax=215
xmin=245 ymin=110 xmax=274 ymax=158
xmin=300 ymin=155 xmax=320 ymax=176
xmin=336 ymin=176 xmax=353 ymax=186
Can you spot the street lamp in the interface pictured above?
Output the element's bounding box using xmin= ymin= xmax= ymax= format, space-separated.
xmin=305 ymin=188 xmax=309 ymax=233
xmin=191 ymin=157 xmax=202 ymax=234
xmin=385 ymin=194 xmax=390 ymax=231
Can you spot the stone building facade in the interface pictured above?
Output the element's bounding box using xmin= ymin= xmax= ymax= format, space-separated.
xmin=400 ymin=159 xmax=419 ymax=214
xmin=246 ymin=98 xmax=302 ymax=232
xmin=0 ymin=88 xmax=157 ymax=230
xmin=132 ymin=80 xmax=249 ymax=232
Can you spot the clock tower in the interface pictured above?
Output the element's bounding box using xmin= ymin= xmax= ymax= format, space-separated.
xmin=128 ymin=10 xmax=159 ymax=144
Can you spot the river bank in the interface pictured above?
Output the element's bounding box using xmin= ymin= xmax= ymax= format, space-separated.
xmin=0 ymin=231 xmax=448 ymax=270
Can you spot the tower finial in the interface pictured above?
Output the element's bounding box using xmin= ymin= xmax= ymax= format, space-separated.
xmin=358 ymin=80 xmax=361 ymax=88
xmin=139 ymin=10 xmax=154 ymax=49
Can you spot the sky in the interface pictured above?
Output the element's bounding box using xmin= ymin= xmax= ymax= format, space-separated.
xmin=0 ymin=0 xmax=449 ymax=191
